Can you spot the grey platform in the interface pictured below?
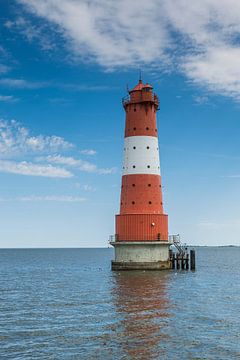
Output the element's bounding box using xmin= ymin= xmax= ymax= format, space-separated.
xmin=110 ymin=241 xmax=171 ymax=270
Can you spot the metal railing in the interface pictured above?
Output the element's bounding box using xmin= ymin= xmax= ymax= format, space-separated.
xmin=109 ymin=233 xmax=167 ymax=243
xmin=110 ymin=234 xmax=186 ymax=251
xmin=169 ymin=234 xmax=187 ymax=255
xmin=122 ymin=93 xmax=159 ymax=107
xmin=109 ymin=234 xmax=118 ymax=242
xmin=122 ymin=94 xmax=130 ymax=105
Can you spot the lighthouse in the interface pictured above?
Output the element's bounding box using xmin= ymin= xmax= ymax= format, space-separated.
xmin=111 ymin=79 xmax=171 ymax=270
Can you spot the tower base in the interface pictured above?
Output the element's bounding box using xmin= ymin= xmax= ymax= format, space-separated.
xmin=110 ymin=241 xmax=171 ymax=270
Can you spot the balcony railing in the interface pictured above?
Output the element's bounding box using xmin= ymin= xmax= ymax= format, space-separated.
xmin=168 ymin=234 xmax=180 ymax=244
xmin=109 ymin=234 xmax=118 ymax=242
xmin=122 ymin=94 xmax=130 ymax=105
xmin=109 ymin=234 xmax=166 ymax=243
xmin=122 ymin=93 xmax=159 ymax=108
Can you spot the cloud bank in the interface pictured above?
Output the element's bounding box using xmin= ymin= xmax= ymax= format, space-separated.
xmin=0 ymin=119 xmax=116 ymax=178
xmin=0 ymin=160 xmax=72 ymax=178
xmin=17 ymin=0 xmax=240 ymax=100
xmin=0 ymin=119 xmax=72 ymax=155
xmin=45 ymin=155 xmax=117 ymax=174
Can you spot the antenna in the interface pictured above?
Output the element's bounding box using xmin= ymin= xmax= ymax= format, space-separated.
xmin=139 ymin=69 xmax=142 ymax=82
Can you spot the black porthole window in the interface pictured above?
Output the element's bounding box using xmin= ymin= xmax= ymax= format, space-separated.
xmin=132 ymin=184 xmax=135 ymax=187
xmin=147 ymin=146 xmax=150 ymax=149
xmin=149 ymin=201 xmax=152 ymax=204
xmin=148 ymin=184 xmax=151 ymax=187
xmin=132 ymin=201 xmax=135 ymax=205
xmin=147 ymin=165 xmax=150 ymax=168
xmin=133 ymin=127 xmax=136 ymax=130
xmin=146 ymin=127 xmax=149 ymax=130
xmin=133 ymin=165 xmax=136 ymax=168
xmin=133 ymin=146 xmax=136 ymax=149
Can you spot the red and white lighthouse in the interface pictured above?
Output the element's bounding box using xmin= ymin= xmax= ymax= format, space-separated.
xmin=111 ymin=79 xmax=171 ymax=270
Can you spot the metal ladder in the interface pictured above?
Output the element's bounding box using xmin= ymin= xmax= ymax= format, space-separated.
xmin=169 ymin=234 xmax=187 ymax=255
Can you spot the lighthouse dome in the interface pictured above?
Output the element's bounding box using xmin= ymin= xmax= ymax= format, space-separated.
xmin=130 ymin=80 xmax=153 ymax=93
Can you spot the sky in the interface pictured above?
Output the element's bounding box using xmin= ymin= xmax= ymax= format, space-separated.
xmin=0 ymin=0 xmax=240 ymax=248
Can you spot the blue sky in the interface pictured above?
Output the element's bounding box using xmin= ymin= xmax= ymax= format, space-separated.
xmin=0 ymin=0 xmax=240 ymax=247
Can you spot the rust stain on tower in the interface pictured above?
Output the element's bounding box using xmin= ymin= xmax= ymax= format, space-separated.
xmin=111 ymin=79 xmax=171 ymax=270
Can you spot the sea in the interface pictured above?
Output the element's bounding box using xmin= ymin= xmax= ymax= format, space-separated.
xmin=0 ymin=247 xmax=239 ymax=360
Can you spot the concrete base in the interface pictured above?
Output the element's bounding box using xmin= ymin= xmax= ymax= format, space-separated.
xmin=111 ymin=260 xmax=171 ymax=270
xmin=110 ymin=241 xmax=171 ymax=271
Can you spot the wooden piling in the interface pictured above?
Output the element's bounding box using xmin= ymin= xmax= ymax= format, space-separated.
xmin=172 ymin=253 xmax=175 ymax=269
xmin=181 ymin=254 xmax=185 ymax=270
xmin=190 ymin=249 xmax=196 ymax=270
xmin=186 ymin=253 xmax=189 ymax=270
xmin=170 ymin=249 xmax=195 ymax=271
xmin=176 ymin=253 xmax=180 ymax=269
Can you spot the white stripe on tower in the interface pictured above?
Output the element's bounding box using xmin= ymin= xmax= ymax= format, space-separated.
xmin=122 ymin=136 xmax=161 ymax=176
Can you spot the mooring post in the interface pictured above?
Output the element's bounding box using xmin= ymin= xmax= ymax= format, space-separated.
xmin=172 ymin=253 xmax=175 ymax=269
xmin=176 ymin=253 xmax=180 ymax=270
xmin=190 ymin=249 xmax=196 ymax=270
xmin=186 ymin=253 xmax=189 ymax=270
xmin=181 ymin=254 xmax=185 ymax=270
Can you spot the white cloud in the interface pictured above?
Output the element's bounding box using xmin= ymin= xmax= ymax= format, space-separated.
xmin=82 ymin=184 xmax=96 ymax=192
xmin=0 ymin=78 xmax=48 ymax=89
xmin=0 ymin=78 xmax=115 ymax=91
xmin=18 ymin=0 xmax=240 ymax=100
xmin=0 ymin=95 xmax=18 ymax=103
xmin=45 ymin=154 xmax=85 ymax=166
xmin=75 ymin=182 xmax=96 ymax=192
xmin=183 ymin=46 xmax=240 ymax=99
xmin=5 ymin=16 xmax=55 ymax=51
xmin=62 ymin=84 xmax=117 ymax=91
xmin=0 ymin=160 xmax=73 ymax=178
xmin=0 ymin=64 xmax=10 ymax=74
xmin=0 ymin=195 xmax=85 ymax=202
xmin=0 ymin=119 xmax=115 ymax=178
xmin=97 ymin=167 xmax=117 ymax=175
xmin=80 ymin=149 xmax=97 ymax=155
xmin=45 ymin=154 xmax=117 ymax=174
xmin=0 ymin=46 xmax=11 ymax=74
xmin=193 ymin=95 xmax=209 ymax=105
xmin=0 ymin=119 xmax=73 ymax=155
xmin=18 ymin=0 xmax=170 ymax=68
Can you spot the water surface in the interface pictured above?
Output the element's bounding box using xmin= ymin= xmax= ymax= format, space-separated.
xmin=0 ymin=247 xmax=239 ymax=359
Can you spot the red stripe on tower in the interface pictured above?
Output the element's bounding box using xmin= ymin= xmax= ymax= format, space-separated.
xmin=116 ymin=79 xmax=168 ymax=242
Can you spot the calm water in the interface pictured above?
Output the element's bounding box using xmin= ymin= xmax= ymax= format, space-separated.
xmin=0 ymin=247 xmax=239 ymax=360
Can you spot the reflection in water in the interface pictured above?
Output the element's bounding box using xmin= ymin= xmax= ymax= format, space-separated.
xmin=111 ymin=271 xmax=172 ymax=359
